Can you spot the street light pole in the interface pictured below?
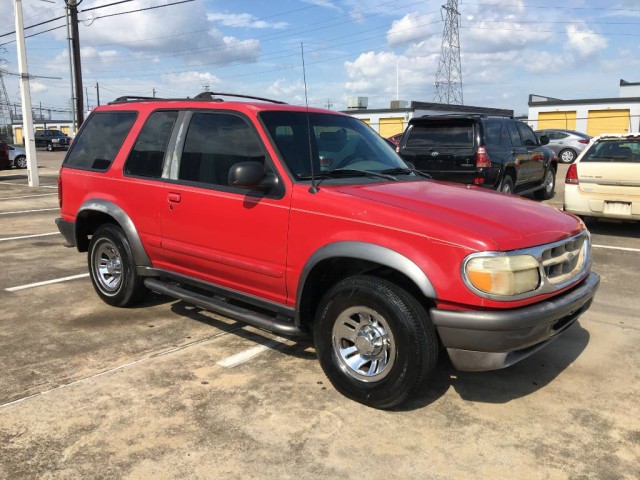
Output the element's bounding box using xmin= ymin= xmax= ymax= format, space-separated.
xmin=13 ymin=0 xmax=39 ymax=187
xmin=65 ymin=5 xmax=76 ymax=136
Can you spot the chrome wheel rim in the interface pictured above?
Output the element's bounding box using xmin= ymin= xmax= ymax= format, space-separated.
xmin=501 ymin=182 xmax=512 ymax=193
xmin=16 ymin=157 xmax=26 ymax=168
xmin=332 ymin=306 xmax=396 ymax=382
xmin=93 ymin=239 xmax=122 ymax=294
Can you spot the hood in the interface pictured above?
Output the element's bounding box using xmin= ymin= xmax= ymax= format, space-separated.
xmin=332 ymin=180 xmax=583 ymax=252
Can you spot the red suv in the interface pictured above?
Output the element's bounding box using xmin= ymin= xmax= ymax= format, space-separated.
xmin=56 ymin=93 xmax=599 ymax=409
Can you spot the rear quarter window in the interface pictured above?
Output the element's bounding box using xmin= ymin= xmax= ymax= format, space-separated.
xmin=64 ymin=111 xmax=137 ymax=171
xmin=582 ymin=140 xmax=640 ymax=163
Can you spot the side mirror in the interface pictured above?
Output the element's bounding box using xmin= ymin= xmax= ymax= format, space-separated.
xmin=228 ymin=161 xmax=278 ymax=191
xmin=539 ymin=135 xmax=550 ymax=146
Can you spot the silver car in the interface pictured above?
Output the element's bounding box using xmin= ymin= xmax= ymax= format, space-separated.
xmin=535 ymin=129 xmax=591 ymax=164
xmin=8 ymin=145 xmax=27 ymax=169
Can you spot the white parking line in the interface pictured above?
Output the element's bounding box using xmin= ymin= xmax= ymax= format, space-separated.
xmin=217 ymin=337 xmax=288 ymax=368
xmin=0 ymin=208 xmax=58 ymax=215
xmin=0 ymin=193 xmax=57 ymax=200
xmin=0 ymin=183 xmax=58 ymax=189
xmin=592 ymin=244 xmax=640 ymax=253
xmin=0 ymin=232 xmax=59 ymax=242
xmin=5 ymin=273 xmax=89 ymax=292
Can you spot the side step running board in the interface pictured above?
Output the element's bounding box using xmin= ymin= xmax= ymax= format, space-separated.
xmin=144 ymin=278 xmax=307 ymax=337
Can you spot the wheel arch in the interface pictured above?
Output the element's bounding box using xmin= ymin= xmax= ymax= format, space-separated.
xmin=75 ymin=199 xmax=151 ymax=268
xmin=295 ymin=242 xmax=437 ymax=326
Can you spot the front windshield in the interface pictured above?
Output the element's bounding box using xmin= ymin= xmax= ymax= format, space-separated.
xmin=260 ymin=111 xmax=408 ymax=179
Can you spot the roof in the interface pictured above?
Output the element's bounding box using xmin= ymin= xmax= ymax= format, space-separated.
xmin=528 ymin=93 xmax=640 ymax=107
xmin=342 ymin=101 xmax=513 ymax=117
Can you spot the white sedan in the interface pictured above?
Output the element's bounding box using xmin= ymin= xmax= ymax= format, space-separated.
xmin=564 ymin=133 xmax=640 ymax=222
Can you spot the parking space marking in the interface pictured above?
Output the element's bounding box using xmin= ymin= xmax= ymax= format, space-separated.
xmin=217 ymin=336 xmax=288 ymax=368
xmin=6 ymin=273 xmax=89 ymax=292
xmin=0 ymin=208 xmax=59 ymax=215
xmin=0 ymin=193 xmax=57 ymax=200
xmin=0 ymin=183 xmax=58 ymax=189
xmin=592 ymin=244 xmax=640 ymax=253
xmin=0 ymin=327 xmax=243 ymax=410
xmin=0 ymin=232 xmax=59 ymax=242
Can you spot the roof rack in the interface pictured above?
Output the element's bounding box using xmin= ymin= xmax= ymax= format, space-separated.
xmin=193 ymin=91 xmax=286 ymax=104
xmin=419 ymin=113 xmax=513 ymax=119
xmin=111 ymin=95 xmax=160 ymax=104
xmin=109 ymin=92 xmax=287 ymax=105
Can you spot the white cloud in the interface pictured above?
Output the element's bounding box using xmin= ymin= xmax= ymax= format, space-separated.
xmin=30 ymin=82 xmax=47 ymax=93
xmin=162 ymin=71 xmax=222 ymax=88
xmin=207 ymin=13 xmax=287 ymax=29
xmin=386 ymin=12 xmax=441 ymax=47
xmin=565 ymin=24 xmax=608 ymax=57
xmin=303 ymin=0 xmax=342 ymax=13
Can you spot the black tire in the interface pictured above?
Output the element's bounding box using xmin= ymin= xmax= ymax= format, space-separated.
xmin=499 ymin=175 xmax=515 ymax=194
xmin=534 ymin=166 xmax=556 ymax=200
xmin=88 ymin=224 xmax=147 ymax=307
xmin=313 ymin=275 xmax=439 ymax=409
xmin=559 ymin=149 xmax=576 ymax=164
xmin=15 ymin=155 xmax=27 ymax=169
xmin=46 ymin=143 xmax=53 ymax=152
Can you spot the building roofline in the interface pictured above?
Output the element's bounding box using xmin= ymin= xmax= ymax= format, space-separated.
xmin=620 ymin=79 xmax=640 ymax=87
xmin=528 ymin=94 xmax=640 ymax=107
xmin=341 ymin=102 xmax=512 ymax=117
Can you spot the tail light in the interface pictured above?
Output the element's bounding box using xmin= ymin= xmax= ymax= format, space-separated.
xmin=565 ymin=164 xmax=579 ymax=185
xmin=476 ymin=146 xmax=491 ymax=168
xmin=57 ymin=173 xmax=62 ymax=207
xmin=578 ymin=139 xmax=589 ymax=144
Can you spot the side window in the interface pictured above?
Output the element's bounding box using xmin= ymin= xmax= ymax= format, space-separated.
xmin=178 ymin=112 xmax=265 ymax=187
xmin=555 ymin=132 xmax=569 ymax=139
xmin=484 ymin=121 xmax=511 ymax=147
xmin=516 ymin=122 xmax=538 ymax=147
xmin=506 ymin=122 xmax=522 ymax=147
xmin=124 ymin=110 xmax=178 ymax=178
xmin=64 ymin=111 xmax=137 ymax=171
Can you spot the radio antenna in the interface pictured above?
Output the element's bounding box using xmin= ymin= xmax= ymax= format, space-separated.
xmin=301 ymin=42 xmax=318 ymax=194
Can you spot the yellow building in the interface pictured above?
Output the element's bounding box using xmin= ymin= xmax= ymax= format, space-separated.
xmin=527 ymin=80 xmax=640 ymax=136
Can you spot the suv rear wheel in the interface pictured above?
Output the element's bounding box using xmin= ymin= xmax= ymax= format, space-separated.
xmin=88 ymin=224 xmax=147 ymax=307
xmin=534 ymin=166 xmax=556 ymax=200
xmin=313 ymin=275 xmax=439 ymax=409
xmin=500 ymin=175 xmax=515 ymax=194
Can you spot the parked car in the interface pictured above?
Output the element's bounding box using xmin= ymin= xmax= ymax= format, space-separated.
xmin=387 ymin=132 xmax=403 ymax=146
xmin=564 ymin=133 xmax=640 ymax=222
xmin=535 ymin=129 xmax=591 ymax=164
xmin=8 ymin=145 xmax=27 ymax=169
xmin=398 ymin=114 xmax=557 ymax=199
xmin=34 ymin=129 xmax=72 ymax=151
xmin=0 ymin=140 xmax=9 ymax=169
xmin=56 ymin=92 xmax=599 ymax=409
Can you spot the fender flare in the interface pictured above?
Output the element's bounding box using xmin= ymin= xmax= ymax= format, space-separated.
xmin=77 ymin=199 xmax=152 ymax=268
xmin=296 ymin=241 xmax=437 ymax=309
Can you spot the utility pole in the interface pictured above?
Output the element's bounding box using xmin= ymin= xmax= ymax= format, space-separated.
xmin=67 ymin=0 xmax=84 ymax=126
xmin=433 ymin=0 xmax=463 ymax=105
xmin=13 ymin=0 xmax=39 ymax=187
xmin=95 ymin=82 xmax=100 ymax=106
xmin=85 ymin=86 xmax=89 ymax=109
xmin=65 ymin=4 xmax=76 ymax=136
xmin=152 ymin=88 xmax=156 ymax=98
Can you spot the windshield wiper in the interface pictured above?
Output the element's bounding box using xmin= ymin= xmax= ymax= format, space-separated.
xmin=300 ymin=169 xmax=398 ymax=181
xmin=380 ymin=167 xmax=432 ymax=179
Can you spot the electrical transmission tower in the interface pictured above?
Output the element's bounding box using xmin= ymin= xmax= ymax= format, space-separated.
xmin=433 ymin=0 xmax=463 ymax=105
xmin=0 ymin=67 xmax=14 ymax=142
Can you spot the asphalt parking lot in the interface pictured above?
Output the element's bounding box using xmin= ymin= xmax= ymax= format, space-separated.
xmin=0 ymin=153 xmax=638 ymax=479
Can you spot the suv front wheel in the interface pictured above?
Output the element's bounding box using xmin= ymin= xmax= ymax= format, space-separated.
xmin=88 ymin=224 xmax=147 ymax=307
xmin=534 ymin=167 xmax=556 ymax=200
xmin=313 ymin=275 xmax=439 ymax=409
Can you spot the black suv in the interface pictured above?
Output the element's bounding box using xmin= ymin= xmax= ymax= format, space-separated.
xmin=34 ymin=129 xmax=72 ymax=151
xmin=398 ymin=115 xmax=557 ymax=199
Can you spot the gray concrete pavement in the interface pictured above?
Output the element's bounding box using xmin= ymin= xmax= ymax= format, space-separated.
xmin=0 ymin=152 xmax=638 ymax=479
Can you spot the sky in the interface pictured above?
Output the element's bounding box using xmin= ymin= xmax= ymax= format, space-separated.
xmin=1 ymin=0 xmax=639 ymax=121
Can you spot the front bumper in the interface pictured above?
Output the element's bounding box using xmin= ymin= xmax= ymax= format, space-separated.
xmin=430 ymin=272 xmax=600 ymax=371
xmin=55 ymin=218 xmax=76 ymax=247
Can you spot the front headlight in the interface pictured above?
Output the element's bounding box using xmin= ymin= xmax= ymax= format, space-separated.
xmin=464 ymin=254 xmax=540 ymax=296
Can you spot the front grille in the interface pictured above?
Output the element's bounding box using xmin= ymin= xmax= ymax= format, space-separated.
xmin=541 ymin=232 xmax=587 ymax=285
